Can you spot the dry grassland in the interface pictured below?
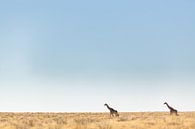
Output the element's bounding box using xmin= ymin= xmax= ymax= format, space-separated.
xmin=0 ymin=112 xmax=194 ymax=129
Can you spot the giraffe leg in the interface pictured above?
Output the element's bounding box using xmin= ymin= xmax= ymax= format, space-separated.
xmin=175 ymin=111 xmax=178 ymax=116
xmin=110 ymin=113 xmax=112 ymax=118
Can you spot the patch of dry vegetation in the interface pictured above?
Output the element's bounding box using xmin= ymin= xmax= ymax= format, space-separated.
xmin=0 ymin=112 xmax=194 ymax=129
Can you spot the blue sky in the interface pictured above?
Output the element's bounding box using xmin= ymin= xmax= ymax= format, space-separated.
xmin=0 ymin=0 xmax=195 ymax=112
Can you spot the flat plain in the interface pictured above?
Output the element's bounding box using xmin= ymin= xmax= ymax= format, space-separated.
xmin=0 ymin=112 xmax=194 ymax=129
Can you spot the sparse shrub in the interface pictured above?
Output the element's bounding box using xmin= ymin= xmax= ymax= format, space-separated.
xmin=98 ymin=122 xmax=112 ymax=129
xmin=118 ymin=117 xmax=129 ymax=122
xmin=73 ymin=118 xmax=89 ymax=129
xmin=28 ymin=119 xmax=34 ymax=127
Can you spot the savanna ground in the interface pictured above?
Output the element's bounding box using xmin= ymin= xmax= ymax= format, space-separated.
xmin=0 ymin=112 xmax=194 ymax=129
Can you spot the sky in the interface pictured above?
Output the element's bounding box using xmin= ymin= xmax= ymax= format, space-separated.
xmin=0 ymin=0 xmax=195 ymax=112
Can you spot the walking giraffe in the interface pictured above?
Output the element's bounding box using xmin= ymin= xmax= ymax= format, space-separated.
xmin=164 ymin=102 xmax=178 ymax=116
xmin=104 ymin=103 xmax=119 ymax=117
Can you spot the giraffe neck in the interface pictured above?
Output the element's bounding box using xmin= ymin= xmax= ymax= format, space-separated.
xmin=165 ymin=103 xmax=171 ymax=109
xmin=106 ymin=105 xmax=111 ymax=110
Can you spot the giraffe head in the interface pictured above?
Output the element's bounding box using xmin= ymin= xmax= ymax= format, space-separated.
xmin=104 ymin=103 xmax=108 ymax=106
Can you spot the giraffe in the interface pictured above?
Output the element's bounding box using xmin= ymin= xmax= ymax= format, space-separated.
xmin=164 ymin=102 xmax=178 ymax=116
xmin=104 ymin=103 xmax=119 ymax=117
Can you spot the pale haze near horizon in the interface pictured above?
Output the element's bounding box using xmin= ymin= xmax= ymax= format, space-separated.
xmin=0 ymin=0 xmax=195 ymax=112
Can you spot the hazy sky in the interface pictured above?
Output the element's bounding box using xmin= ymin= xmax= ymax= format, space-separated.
xmin=0 ymin=0 xmax=195 ymax=112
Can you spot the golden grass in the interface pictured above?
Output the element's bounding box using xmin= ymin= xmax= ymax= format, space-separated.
xmin=0 ymin=112 xmax=194 ymax=129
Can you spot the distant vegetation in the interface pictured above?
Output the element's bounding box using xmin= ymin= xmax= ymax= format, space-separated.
xmin=0 ymin=112 xmax=194 ymax=129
